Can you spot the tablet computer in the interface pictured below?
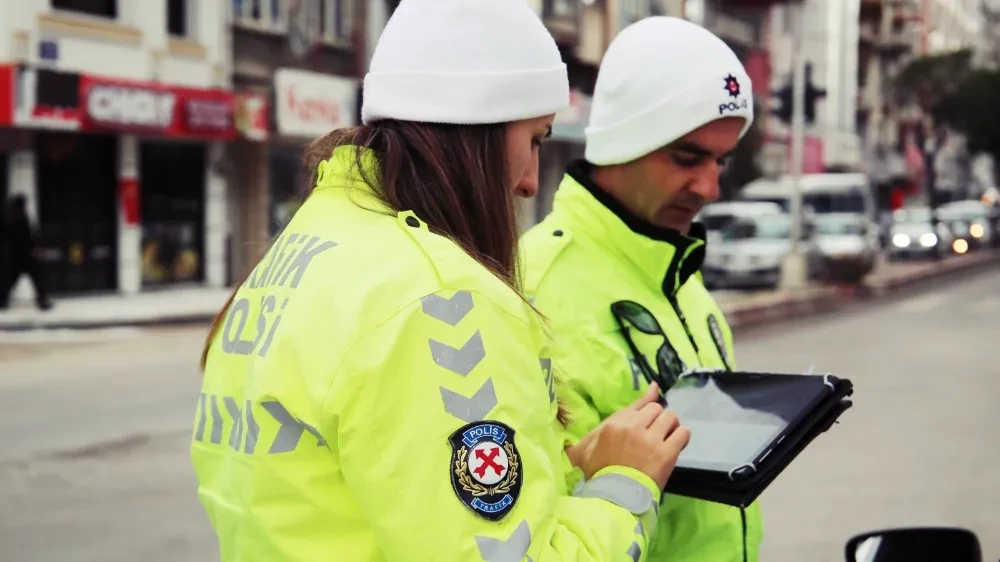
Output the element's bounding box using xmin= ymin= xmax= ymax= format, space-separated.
xmin=664 ymin=370 xmax=835 ymax=477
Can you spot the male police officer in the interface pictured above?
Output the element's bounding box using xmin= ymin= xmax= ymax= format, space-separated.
xmin=521 ymin=17 xmax=761 ymax=562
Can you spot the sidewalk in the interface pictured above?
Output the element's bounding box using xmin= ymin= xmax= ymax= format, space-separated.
xmin=724 ymin=250 xmax=1000 ymax=329
xmin=0 ymin=286 xmax=232 ymax=331
xmin=1 ymin=251 xmax=998 ymax=332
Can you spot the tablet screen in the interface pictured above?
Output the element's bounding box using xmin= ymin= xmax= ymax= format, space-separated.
xmin=665 ymin=372 xmax=830 ymax=473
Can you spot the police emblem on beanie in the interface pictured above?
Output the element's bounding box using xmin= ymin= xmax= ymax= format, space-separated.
xmin=724 ymin=74 xmax=741 ymax=98
xmin=449 ymin=420 xmax=522 ymax=521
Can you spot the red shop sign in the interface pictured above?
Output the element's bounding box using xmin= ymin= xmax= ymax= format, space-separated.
xmin=80 ymin=74 xmax=236 ymax=140
xmin=0 ymin=64 xmax=13 ymax=126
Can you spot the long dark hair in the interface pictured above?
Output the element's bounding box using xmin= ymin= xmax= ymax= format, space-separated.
xmin=201 ymin=120 xmax=522 ymax=368
xmin=200 ymin=120 xmax=569 ymax=425
xmin=309 ymin=120 xmax=521 ymax=284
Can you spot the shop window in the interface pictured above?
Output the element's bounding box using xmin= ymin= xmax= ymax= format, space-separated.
xmin=167 ymin=0 xmax=189 ymax=37
xmin=233 ymin=0 xmax=286 ymax=31
xmin=319 ymin=0 xmax=352 ymax=44
xmin=51 ymin=0 xmax=117 ymax=18
xmin=35 ymin=133 xmax=119 ymax=295
xmin=140 ymin=142 xmax=206 ymax=287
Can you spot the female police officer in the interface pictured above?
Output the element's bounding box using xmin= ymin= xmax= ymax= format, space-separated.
xmin=191 ymin=1 xmax=690 ymax=560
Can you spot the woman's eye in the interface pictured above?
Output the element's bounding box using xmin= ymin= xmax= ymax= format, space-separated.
xmin=532 ymin=137 xmax=544 ymax=148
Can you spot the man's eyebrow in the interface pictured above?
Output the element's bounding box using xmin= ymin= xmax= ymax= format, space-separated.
xmin=669 ymin=141 xmax=712 ymax=156
xmin=671 ymin=141 xmax=736 ymax=159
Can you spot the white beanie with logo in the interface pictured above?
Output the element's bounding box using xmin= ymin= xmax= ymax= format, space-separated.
xmin=585 ymin=17 xmax=755 ymax=166
xmin=361 ymin=0 xmax=569 ymax=125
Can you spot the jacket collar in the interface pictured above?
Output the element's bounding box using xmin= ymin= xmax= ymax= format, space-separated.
xmin=555 ymin=160 xmax=706 ymax=297
xmin=311 ymin=145 xmax=392 ymax=212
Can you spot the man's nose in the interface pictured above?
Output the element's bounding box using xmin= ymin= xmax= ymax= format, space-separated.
xmin=689 ymin=164 xmax=722 ymax=202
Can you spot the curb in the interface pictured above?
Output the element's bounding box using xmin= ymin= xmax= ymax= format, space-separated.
xmin=723 ymin=250 xmax=1000 ymax=331
xmin=0 ymin=312 xmax=218 ymax=333
xmin=4 ymin=252 xmax=999 ymax=333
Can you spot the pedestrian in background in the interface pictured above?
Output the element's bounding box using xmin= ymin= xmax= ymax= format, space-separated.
xmin=521 ymin=16 xmax=761 ymax=562
xmin=0 ymin=194 xmax=52 ymax=311
xmin=191 ymin=1 xmax=690 ymax=561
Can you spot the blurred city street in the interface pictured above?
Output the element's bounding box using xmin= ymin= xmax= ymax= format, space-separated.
xmin=2 ymin=0 xmax=1000 ymax=560
xmin=1 ymin=266 xmax=997 ymax=562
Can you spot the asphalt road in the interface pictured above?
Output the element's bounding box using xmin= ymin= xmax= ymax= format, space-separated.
xmin=741 ymin=267 xmax=1000 ymax=562
xmin=1 ymin=267 xmax=998 ymax=562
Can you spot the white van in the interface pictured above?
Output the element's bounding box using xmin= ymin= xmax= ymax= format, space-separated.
xmin=739 ymin=173 xmax=876 ymax=222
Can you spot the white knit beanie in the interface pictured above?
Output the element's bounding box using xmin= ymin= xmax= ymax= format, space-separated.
xmin=361 ymin=0 xmax=569 ymax=125
xmin=585 ymin=17 xmax=755 ymax=166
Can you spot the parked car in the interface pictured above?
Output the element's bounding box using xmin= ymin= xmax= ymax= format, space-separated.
xmin=888 ymin=206 xmax=955 ymax=260
xmin=813 ymin=213 xmax=879 ymax=283
xmin=702 ymin=212 xmax=825 ymax=290
xmin=936 ymin=199 xmax=998 ymax=250
xmin=698 ymin=201 xmax=785 ymax=249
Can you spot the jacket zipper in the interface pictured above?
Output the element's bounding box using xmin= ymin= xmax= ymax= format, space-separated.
xmin=666 ymin=294 xmax=699 ymax=355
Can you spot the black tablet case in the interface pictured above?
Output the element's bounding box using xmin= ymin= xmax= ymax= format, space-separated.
xmin=661 ymin=370 xmax=854 ymax=507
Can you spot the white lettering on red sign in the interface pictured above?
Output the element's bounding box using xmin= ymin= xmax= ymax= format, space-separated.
xmin=186 ymin=99 xmax=231 ymax=131
xmin=87 ymin=85 xmax=175 ymax=128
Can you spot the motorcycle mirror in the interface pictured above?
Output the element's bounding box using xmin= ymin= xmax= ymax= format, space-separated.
xmin=845 ymin=527 xmax=982 ymax=562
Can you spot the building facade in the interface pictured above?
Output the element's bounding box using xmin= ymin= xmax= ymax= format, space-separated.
xmin=763 ymin=0 xmax=864 ymax=177
xmin=0 ymin=0 xmax=232 ymax=298
xmin=855 ymin=0 xmax=988 ymax=210
xmin=226 ymin=0 xmax=362 ymax=284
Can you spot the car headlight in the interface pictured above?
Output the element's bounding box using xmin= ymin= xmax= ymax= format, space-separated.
xmin=920 ymin=232 xmax=938 ymax=248
xmin=892 ymin=233 xmax=911 ymax=248
xmin=970 ymin=223 xmax=985 ymax=238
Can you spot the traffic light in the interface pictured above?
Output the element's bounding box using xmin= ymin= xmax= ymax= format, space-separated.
xmin=771 ymin=83 xmax=793 ymax=125
xmin=769 ymin=62 xmax=826 ymax=126
xmin=803 ymin=63 xmax=826 ymax=125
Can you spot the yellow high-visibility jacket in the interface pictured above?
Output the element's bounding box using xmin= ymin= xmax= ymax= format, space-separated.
xmin=520 ymin=162 xmax=763 ymax=562
xmin=191 ymin=146 xmax=662 ymax=561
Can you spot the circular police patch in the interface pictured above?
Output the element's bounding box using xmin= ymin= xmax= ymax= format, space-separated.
xmin=449 ymin=420 xmax=522 ymax=521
